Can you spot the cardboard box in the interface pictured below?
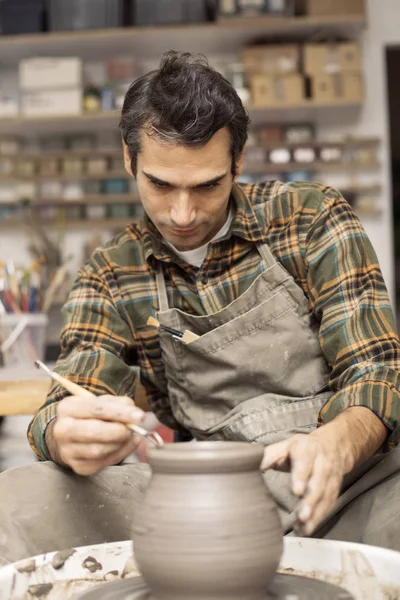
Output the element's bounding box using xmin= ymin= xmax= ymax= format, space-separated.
xmin=21 ymin=88 xmax=82 ymax=117
xmin=19 ymin=58 xmax=82 ymax=91
xmin=311 ymin=73 xmax=363 ymax=104
xmin=241 ymin=44 xmax=300 ymax=75
xmin=304 ymin=0 xmax=365 ymax=16
xmin=250 ymin=74 xmax=305 ymax=107
xmin=304 ymin=42 xmax=361 ymax=75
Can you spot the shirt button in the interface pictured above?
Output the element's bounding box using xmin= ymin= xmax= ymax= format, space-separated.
xmin=201 ymin=275 xmax=208 ymax=285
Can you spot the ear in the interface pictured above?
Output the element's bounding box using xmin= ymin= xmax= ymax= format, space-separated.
xmin=123 ymin=141 xmax=134 ymax=177
xmin=233 ymin=151 xmax=245 ymax=180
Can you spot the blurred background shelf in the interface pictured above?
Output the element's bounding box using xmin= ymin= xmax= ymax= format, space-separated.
xmin=0 ymin=111 xmax=119 ymax=134
xmin=244 ymin=161 xmax=380 ymax=174
xmin=0 ymin=216 xmax=137 ymax=230
xmin=0 ymin=15 xmax=366 ymax=65
xmin=0 ymin=102 xmax=364 ymax=134
xmin=0 ymin=195 xmax=140 ymax=205
xmin=255 ymin=137 xmax=380 ymax=150
xmin=0 ymin=163 xmax=380 ymax=182
xmin=0 ymin=202 xmax=381 ymax=230
xmin=0 ymin=171 xmax=130 ymax=182
xmin=0 ymin=137 xmax=381 ymax=158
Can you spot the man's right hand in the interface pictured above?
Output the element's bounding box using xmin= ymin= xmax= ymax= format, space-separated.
xmin=45 ymin=395 xmax=145 ymax=475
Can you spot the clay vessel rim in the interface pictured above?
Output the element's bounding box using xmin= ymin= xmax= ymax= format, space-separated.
xmin=147 ymin=441 xmax=264 ymax=473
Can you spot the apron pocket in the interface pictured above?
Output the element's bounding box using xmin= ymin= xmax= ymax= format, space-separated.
xmin=204 ymin=392 xmax=332 ymax=446
xmin=182 ymin=289 xmax=296 ymax=355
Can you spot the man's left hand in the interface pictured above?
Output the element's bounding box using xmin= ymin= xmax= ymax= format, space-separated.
xmin=261 ymin=431 xmax=347 ymax=535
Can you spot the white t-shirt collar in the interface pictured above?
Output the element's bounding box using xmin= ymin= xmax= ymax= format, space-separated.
xmin=166 ymin=206 xmax=234 ymax=268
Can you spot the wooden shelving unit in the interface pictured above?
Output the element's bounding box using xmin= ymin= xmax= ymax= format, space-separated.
xmin=0 ymin=183 xmax=382 ymax=209
xmin=0 ymin=171 xmax=129 ymax=183
xmin=0 ymin=137 xmax=381 ymax=160
xmin=0 ymin=100 xmax=365 ymax=134
xmin=253 ymin=138 xmax=380 ymax=150
xmin=23 ymin=195 xmax=138 ymax=206
xmin=0 ymin=216 xmax=135 ymax=230
xmin=0 ymin=14 xmax=366 ymax=64
xmin=0 ymin=162 xmax=380 ymax=184
xmin=0 ymin=12 xmax=381 ymax=233
xmin=0 ymin=194 xmax=381 ymax=230
xmin=244 ymin=161 xmax=380 ymax=174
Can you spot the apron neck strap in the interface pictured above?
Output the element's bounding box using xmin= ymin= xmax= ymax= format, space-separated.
xmin=156 ymin=263 xmax=169 ymax=313
xmin=257 ymin=242 xmax=277 ymax=269
xmin=155 ymin=242 xmax=276 ymax=313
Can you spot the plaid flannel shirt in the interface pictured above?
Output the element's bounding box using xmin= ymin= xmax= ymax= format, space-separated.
xmin=28 ymin=181 xmax=400 ymax=459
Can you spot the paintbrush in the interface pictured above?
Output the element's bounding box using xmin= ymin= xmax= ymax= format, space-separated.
xmin=34 ymin=360 xmax=163 ymax=447
xmin=147 ymin=316 xmax=200 ymax=343
xmin=42 ymin=264 xmax=69 ymax=313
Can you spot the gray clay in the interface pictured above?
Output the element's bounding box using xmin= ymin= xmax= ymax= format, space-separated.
xmin=133 ymin=441 xmax=283 ymax=600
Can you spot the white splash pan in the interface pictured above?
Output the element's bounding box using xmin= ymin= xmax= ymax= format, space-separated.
xmin=0 ymin=537 xmax=399 ymax=600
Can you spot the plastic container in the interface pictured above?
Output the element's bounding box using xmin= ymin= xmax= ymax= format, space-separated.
xmin=0 ymin=313 xmax=48 ymax=367
xmin=47 ymin=0 xmax=123 ymax=31
xmin=0 ymin=0 xmax=46 ymax=35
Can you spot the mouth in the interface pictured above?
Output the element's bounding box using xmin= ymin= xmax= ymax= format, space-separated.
xmin=170 ymin=226 xmax=199 ymax=237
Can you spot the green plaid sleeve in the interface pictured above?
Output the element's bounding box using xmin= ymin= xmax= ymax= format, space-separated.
xmin=28 ymin=262 xmax=138 ymax=460
xmin=308 ymin=191 xmax=400 ymax=450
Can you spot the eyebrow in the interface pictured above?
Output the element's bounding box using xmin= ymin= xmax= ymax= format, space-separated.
xmin=143 ymin=172 xmax=228 ymax=189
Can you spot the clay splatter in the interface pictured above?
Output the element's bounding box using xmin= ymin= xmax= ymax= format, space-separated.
xmin=27 ymin=583 xmax=53 ymax=597
xmin=16 ymin=559 xmax=36 ymax=573
xmin=122 ymin=557 xmax=137 ymax=578
xmin=104 ymin=570 xmax=120 ymax=581
xmin=82 ymin=556 xmax=103 ymax=573
xmin=52 ymin=548 xmax=76 ymax=570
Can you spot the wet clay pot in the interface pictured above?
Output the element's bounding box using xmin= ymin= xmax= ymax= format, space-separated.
xmin=132 ymin=441 xmax=283 ymax=600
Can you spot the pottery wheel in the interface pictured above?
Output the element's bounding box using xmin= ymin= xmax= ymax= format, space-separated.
xmin=75 ymin=574 xmax=355 ymax=599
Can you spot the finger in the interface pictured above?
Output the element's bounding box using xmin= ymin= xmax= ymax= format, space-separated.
xmin=67 ymin=441 xmax=125 ymax=461
xmin=297 ymin=454 xmax=331 ymax=524
xmin=290 ymin=437 xmax=318 ymax=497
xmin=303 ymin=477 xmax=341 ymax=536
xmin=57 ymin=395 xmax=145 ymax=424
xmin=61 ymin=419 xmax=132 ymax=444
xmin=65 ymin=435 xmax=140 ymax=476
xmin=261 ymin=439 xmax=291 ymax=471
xmin=103 ymin=435 xmax=140 ymax=466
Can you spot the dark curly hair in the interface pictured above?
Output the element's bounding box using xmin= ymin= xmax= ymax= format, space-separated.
xmin=119 ymin=50 xmax=250 ymax=176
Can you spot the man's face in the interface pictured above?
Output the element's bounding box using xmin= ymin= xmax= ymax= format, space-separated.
xmin=124 ymin=128 xmax=243 ymax=251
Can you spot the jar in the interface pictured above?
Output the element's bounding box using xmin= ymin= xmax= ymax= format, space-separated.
xmin=133 ymin=441 xmax=283 ymax=600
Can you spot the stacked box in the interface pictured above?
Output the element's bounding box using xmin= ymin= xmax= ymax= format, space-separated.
xmin=241 ymin=44 xmax=305 ymax=108
xmin=19 ymin=58 xmax=83 ymax=117
xmin=304 ymin=42 xmax=363 ymax=104
xmin=303 ymin=0 xmax=365 ymax=17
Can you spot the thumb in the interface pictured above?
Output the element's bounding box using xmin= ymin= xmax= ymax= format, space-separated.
xmin=261 ymin=439 xmax=291 ymax=472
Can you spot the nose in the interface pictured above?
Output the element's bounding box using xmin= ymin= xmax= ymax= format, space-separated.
xmin=170 ymin=191 xmax=196 ymax=229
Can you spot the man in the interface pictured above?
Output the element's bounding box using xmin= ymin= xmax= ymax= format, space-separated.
xmin=0 ymin=51 xmax=399 ymax=564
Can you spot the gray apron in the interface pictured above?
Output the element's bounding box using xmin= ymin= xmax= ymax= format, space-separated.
xmin=155 ymin=241 xmax=400 ymax=533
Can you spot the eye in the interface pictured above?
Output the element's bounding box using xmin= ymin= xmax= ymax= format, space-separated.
xmin=151 ymin=180 xmax=169 ymax=189
xmin=199 ymin=182 xmax=220 ymax=191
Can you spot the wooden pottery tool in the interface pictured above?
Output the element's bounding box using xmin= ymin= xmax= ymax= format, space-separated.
xmin=147 ymin=316 xmax=200 ymax=343
xmin=34 ymin=360 xmax=164 ymax=447
xmin=42 ymin=263 xmax=69 ymax=313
